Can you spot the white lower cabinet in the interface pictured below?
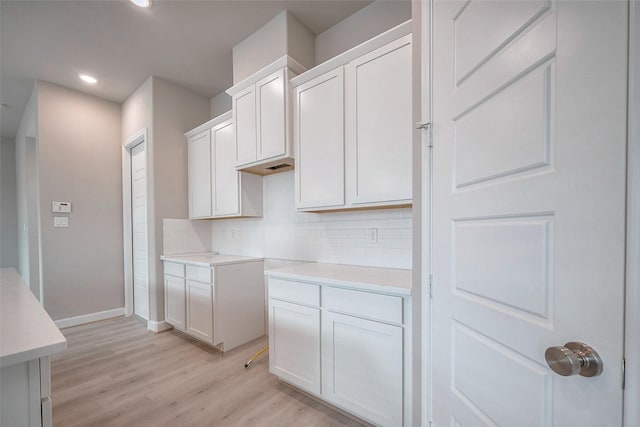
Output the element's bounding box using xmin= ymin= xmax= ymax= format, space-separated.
xmin=163 ymin=258 xmax=265 ymax=352
xmin=186 ymin=280 xmax=214 ymax=344
xmin=267 ymin=275 xmax=409 ymax=427
xmin=164 ymin=276 xmax=186 ymax=331
xmin=322 ymin=311 xmax=403 ymax=427
xmin=268 ymin=299 xmax=320 ymax=394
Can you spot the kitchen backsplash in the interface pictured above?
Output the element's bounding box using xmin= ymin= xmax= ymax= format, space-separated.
xmin=163 ymin=218 xmax=212 ymax=255
xmin=163 ymin=171 xmax=412 ymax=269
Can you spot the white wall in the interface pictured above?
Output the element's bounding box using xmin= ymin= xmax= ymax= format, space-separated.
xmin=232 ymin=10 xmax=315 ymax=83
xmin=36 ymin=81 xmax=123 ymax=320
xmin=1 ymin=138 xmax=19 ymax=268
xmin=14 ymin=85 xmax=39 ymax=296
xmin=210 ymin=92 xmax=232 ymax=118
xmin=209 ymin=172 xmax=412 ymax=269
xmin=314 ymin=0 xmax=411 ymax=64
xmin=122 ymin=76 xmax=210 ymax=324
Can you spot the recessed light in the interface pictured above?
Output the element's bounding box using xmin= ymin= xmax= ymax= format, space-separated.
xmin=79 ymin=74 xmax=98 ymax=84
xmin=130 ymin=0 xmax=150 ymax=7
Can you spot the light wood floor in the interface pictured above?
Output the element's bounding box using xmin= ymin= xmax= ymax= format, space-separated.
xmin=51 ymin=316 xmax=368 ymax=427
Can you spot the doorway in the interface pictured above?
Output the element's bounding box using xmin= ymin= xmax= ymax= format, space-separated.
xmin=122 ymin=130 xmax=149 ymax=322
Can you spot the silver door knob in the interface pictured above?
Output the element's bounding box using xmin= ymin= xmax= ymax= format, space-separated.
xmin=545 ymin=342 xmax=603 ymax=377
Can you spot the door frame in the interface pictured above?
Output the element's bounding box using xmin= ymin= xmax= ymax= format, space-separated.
xmin=122 ymin=129 xmax=149 ymax=319
xmin=624 ymin=1 xmax=640 ymax=425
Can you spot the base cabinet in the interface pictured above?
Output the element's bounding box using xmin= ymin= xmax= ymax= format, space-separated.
xmin=322 ymin=311 xmax=403 ymax=427
xmin=186 ymin=280 xmax=214 ymax=344
xmin=268 ymin=299 xmax=320 ymax=395
xmin=165 ymin=276 xmax=186 ymax=331
xmin=267 ymin=275 xmax=410 ymax=427
xmin=163 ymin=259 xmax=265 ymax=352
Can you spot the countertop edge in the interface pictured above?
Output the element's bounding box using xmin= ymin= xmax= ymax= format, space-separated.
xmin=160 ymin=254 xmax=264 ymax=267
xmin=1 ymin=341 xmax=67 ymax=368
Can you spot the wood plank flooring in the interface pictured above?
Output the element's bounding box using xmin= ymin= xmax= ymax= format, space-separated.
xmin=51 ymin=316 xmax=368 ymax=427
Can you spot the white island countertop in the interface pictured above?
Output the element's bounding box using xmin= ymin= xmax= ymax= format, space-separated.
xmin=265 ymin=263 xmax=412 ymax=296
xmin=1 ymin=268 xmax=67 ymax=368
xmin=160 ymin=252 xmax=264 ymax=267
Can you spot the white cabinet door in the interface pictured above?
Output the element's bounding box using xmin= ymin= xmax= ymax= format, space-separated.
xmin=347 ymin=35 xmax=412 ymax=205
xmin=165 ymin=276 xmax=186 ymax=331
xmin=188 ymin=130 xmax=212 ymax=218
xmin=233 ymin=85 xmax=257 ymax=166
xmin=322 ymin=311 xmax=403 ymax=427
xmin=186 ymin=280 xmax=213 ymax=344
xmin=294 ymin=67 xmax=345 ymax=210
xmin=268 ymin=299 xmax=320 ymax=395
xmin=256 ymin=68 xmax=287 ymax=161
xmin=212 ymin=119 xmax=240 ymax=216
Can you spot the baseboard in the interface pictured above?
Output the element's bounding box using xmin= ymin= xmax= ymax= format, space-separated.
xmin=55 ymin=307 xmax=125 ymax=329
xmin=148 ymin=320 xmax=172 ymax=333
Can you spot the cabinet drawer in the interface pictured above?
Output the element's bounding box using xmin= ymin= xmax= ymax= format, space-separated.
xmin=269 ymin=278 xmax=320 ymax=307
xmin=323 ymin=287 xmax=403 ymax=324
xmin=164 ymin=262 xmax=184 ymax=277
xmin=186 ymin=265 xmax=213 ymax=283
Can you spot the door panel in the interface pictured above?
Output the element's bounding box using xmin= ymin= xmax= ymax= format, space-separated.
xmin=165 ymin=276 xmax=186 ymax=331
xmin=430 ymin=1 xmax=628 ymax=426
xmin=131 ymin=142 xmax=148 ymax=321
xmin=213 ymin=120 xmax=240 ymax=216
xmin=256 ymin=69 xmax=286 ymax=161
xmin=188 ymin=130 xmax=212 ymax=218
xmin=186 ymin=280 xmax=213 ymax=344
xmin=234 ymin=86 xmax=257 ymax=166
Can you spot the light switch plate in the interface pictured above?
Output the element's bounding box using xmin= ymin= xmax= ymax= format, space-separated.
xmin=53 ymin=217 xmax=69 ymax=228
xmin=52 ymin=201 xmax=71 ymax=213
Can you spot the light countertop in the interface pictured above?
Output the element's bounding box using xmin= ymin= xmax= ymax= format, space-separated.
xmin=265 ymin=263 xmax=412 ymax=296
xmin=161 ymin=252 xmax=264 ymax=267
xmin=1 ymin=268 xmax=67 ymax=368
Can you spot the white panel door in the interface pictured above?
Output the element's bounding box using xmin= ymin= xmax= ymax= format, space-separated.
xmin=256 ymin=68 xmax=287 ymax=161
xmin=165 ymin=276 xmax=185 ymax=331
xmin=322 ymin=311 xmax=403 ymax=427
xmin=131 ymin=142 xmax=148 ymax=321
xmin=347 ymin=35 xmax=412 ymax=205
xmin=268 ymin=299 xmax=320 ymax=394
xmin=430 ymin=2 xmax=628 ymax=426
xmin=186 ymin=280 xmax=214 ymax=344
xmin=212 ymin=120 xmax=240 ymax=216
xmin=233 ymin=85 xmax=257 ymax=166
xmin=188 ymin=130 xmax=212 ymax=218
xmin=295 ymin=67 xmax=345 ymax=210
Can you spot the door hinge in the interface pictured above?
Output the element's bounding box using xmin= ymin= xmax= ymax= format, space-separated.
xmin=416 ymin=122 xmax=433 ymax=148
xmin=427 ymin=274 xmax=433 ymax=298
xmin=622 ymin=358 xmax=626 ymax=389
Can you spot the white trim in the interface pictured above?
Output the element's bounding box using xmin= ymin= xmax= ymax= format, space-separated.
xmin=624 ymin=1 xmax=640 ymax=426
xmin=290 ymin=20 xmax=413 ymax=89
xmin=184 ymin=110 xmax=232 ymax=138
xmin=148 ymin=320 xmax=172 ymax=333
xmin=55 ymin=308 xmax=125 ymax=329
xmin=226 ymin=55 xmax=307 ymax=96
xmin=122 ymin=128 xmax=149 ymax=319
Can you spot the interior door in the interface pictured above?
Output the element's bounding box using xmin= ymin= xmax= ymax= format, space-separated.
xmin=430 ymin=1 xmax=628 ymax=426
xmin=131 ymin=142 xmax=148 ymax=321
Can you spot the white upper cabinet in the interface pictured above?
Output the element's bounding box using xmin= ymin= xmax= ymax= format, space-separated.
xmin=256 ymin=68 xmax=287 ymax=161
xmin=227 ymin=56 xmax=306 ymax=175
xmin=347 ymin=34 xmax=412 ymax=206
xmin=188 ymin=129 xmax=212 ymax=218
xmin=233 ymin=85 xmax=257 ymax=166
xmin=291 ymin=22 xmax=412 ymax=212
xmin=294 ymin=67 xmax=345 ymax=210
xmin=185 ymin=112 xmax=262 ymax=219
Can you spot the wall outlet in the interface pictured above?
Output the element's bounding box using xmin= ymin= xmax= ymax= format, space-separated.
xmin=231 ymin=229 xmax=238 ymax=240
xmin=367 ymin=228 xmax=378 ymax=243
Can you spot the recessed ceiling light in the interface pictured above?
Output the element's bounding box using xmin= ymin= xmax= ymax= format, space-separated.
xmin=130 ymin=0 xmax=150 ymax=7
xmin=79 ymin=74 xmax=98 ymax=84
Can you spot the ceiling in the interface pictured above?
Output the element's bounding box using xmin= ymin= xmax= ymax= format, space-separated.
xmin=0 ymin=0 xmax=373 ymax=139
